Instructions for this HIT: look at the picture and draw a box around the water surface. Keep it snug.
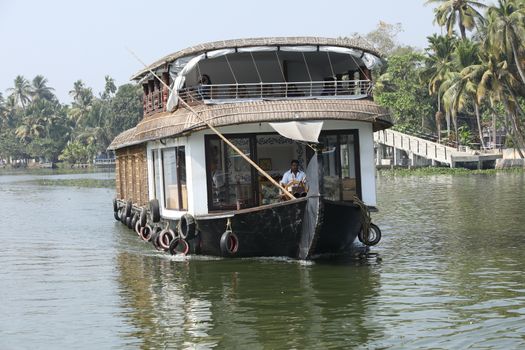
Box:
[0,171,524,349]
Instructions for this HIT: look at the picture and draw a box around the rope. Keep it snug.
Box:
[250,52,263,83]
[348,54,368,79]
[352,194,372,245]
[224,55,238,84]
[274,51,286,82]
[225,218,232,233]
[301,52,312,81]
[326,51,336,78]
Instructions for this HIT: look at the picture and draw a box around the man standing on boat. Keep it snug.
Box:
[280,160,307,198]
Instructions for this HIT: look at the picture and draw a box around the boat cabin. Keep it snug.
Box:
[109,37,391,220]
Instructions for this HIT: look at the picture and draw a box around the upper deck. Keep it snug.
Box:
[133,37,383,117]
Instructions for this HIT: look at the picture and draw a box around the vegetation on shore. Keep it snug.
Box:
[378,166,524,177]
[0,76,142,166]
[368,0,525,155]
[20,178,115,188]
[1,0,524,167]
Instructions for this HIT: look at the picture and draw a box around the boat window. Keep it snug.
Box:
[319,131,360,201]
[161,146,187,210]
[152,149,161,201]
[340,134,358,200]
[321,135,341,201]
[256,135,306,205]
[206,136,256,210]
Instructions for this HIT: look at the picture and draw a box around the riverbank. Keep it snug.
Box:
[0,166,112,176]
[378,166,524,177]
[18,178,115,188]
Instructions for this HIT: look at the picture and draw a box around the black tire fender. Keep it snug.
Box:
[159,229,177,250]
[130,214,138,230]
[149,199,160,223]
[125,200,132,218]
[139,207,147,227]
[179,214,196,240]
[114,210,120,221]
[220,231,239,256]
[359,223,382,246]
[150,227,164,251]
[119,208,127,224]
[113,198,118,212]
[140,224,153,242]
[168,238,190,256]
[135,220,142,236]
[126,215,133,229]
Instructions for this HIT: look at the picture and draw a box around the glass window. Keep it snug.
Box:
[319,131,360,201]
[177,147,188,209]
[207,136,255,210]
[152,150,161,200]
[340,134,357,201]
[161,147,187,210]
[320,135,341,201]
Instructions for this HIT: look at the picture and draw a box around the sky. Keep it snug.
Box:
[0,0,440,103]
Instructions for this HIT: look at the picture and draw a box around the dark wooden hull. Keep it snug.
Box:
[313,200,363,255]
[119,196,368,260]
[196,198,308,257]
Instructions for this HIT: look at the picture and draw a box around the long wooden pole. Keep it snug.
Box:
[127,48,296,200]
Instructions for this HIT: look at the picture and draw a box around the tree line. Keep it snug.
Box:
[372,0,525,156]
[2,0,524,166]
[0,75,143,166]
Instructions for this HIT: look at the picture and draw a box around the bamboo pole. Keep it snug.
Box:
[127,48,296,200]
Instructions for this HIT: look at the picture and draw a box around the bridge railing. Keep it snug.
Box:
[374,129,463,164]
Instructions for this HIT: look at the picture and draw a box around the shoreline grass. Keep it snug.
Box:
[0,167,114,176]
[19,178,115,188]
[378,166,524,177]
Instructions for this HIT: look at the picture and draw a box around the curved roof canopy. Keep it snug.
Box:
[131,36,383,81]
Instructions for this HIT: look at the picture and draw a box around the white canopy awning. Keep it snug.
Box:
[166,45,383,111]
[269,121,324,143]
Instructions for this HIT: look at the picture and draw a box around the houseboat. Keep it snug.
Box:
[108,37,392,259]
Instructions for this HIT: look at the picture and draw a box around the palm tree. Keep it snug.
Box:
[0,95,19,128]
[466,53,525,156]
[0,93,5,124]
[69,80,86,102]
[101,75,117,100]
[31,75,55,101]
[7,75,32,107]
[485,0,525,85]
[68,80,94,127]
[442,39,485,148]
[426,0,487,39]
[423,34,457,139]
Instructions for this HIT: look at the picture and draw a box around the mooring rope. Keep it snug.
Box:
[352,194,371,245]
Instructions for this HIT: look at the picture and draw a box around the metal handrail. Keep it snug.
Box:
[178,80,373,103]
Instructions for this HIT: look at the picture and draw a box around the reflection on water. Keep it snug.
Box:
[0,171,524,349]
[116,253,381,349]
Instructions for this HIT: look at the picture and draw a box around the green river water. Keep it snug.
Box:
[0,171,524,349]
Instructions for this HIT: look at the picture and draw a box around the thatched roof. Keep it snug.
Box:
[131,36,381,81]
[108,99,391,150]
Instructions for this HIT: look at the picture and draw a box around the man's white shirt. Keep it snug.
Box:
[280,170,306,186]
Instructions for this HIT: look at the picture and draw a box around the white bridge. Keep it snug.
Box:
[374,129,502,169]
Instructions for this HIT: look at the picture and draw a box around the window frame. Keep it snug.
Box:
[205,134,259,211]
[161,146,187,211]
[306,129,362,200]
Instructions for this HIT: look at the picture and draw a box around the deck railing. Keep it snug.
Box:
[178,80,372,103]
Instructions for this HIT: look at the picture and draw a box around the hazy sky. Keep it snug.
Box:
[0,0,440,102]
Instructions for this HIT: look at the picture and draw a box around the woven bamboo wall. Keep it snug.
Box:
[115,145,149,206]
